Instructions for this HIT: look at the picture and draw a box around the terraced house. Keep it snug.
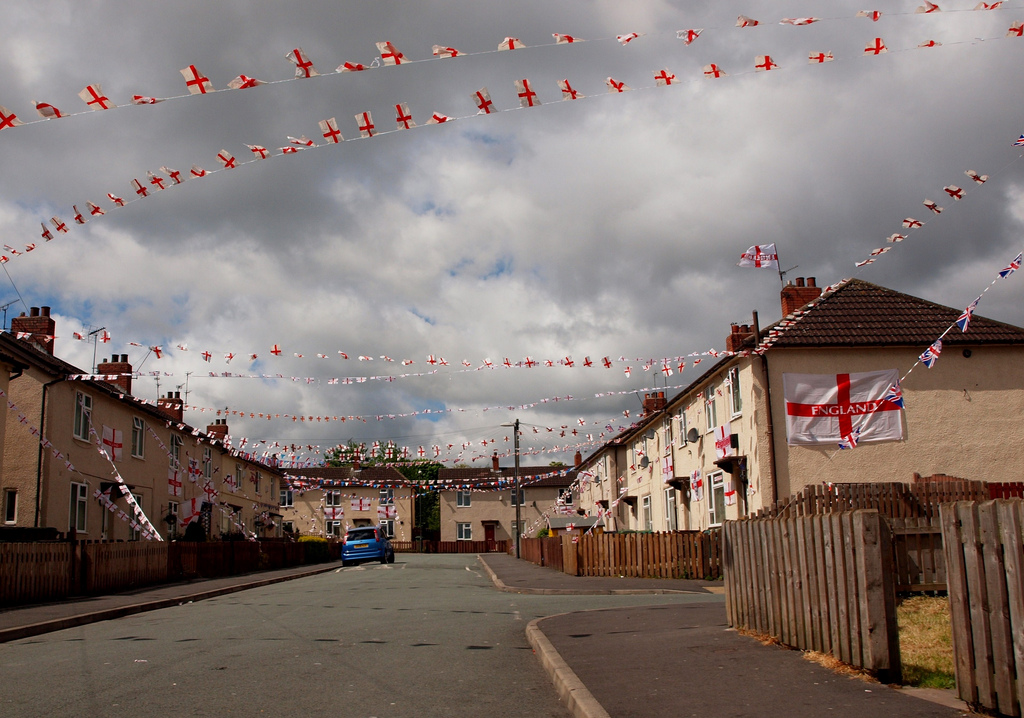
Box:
[0,308,284,541]
[578,278,1024,532]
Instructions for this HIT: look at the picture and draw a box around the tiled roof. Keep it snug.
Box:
[438,466,576,488]
[770,279,1024,348]
[286,466,406,484]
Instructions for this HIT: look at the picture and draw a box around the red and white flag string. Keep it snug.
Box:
[1,4,1018,133]
[8,17,1022,257]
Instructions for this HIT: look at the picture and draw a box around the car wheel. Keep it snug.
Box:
[342,560,351,567]
[387,550,395,564]
[379,551,388,564]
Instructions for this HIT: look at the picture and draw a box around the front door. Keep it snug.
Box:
[484,523,496,551]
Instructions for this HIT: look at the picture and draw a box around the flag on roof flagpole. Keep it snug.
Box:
[737,243,784,283]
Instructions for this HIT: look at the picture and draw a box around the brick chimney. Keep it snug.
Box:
[96,354,132,395]
[781,277,821,317]
[574,450,582,468]
[492,452,500,471]
[642,391,667,416]
[10,306,56,354]
[157,391,184,423]
[726,324,756,353]
[206,418,228,442]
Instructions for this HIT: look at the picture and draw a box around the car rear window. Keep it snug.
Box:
[347,528,377,541]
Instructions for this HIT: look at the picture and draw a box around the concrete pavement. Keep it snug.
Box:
[477,554,971,718]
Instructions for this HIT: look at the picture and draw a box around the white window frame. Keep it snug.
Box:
[326,490,342,507]
[704,386,717,433]
[131,417,145,458]
[69,482,88,532]
[729,367,742,417]
[234,463,244,491]
[202,446,212,479]
[282,520,294,534]
[169,434,182,469]
[708,471,726,527]
[379,487,394,505]
[254,471,261,494]
[4,489,17,524]
[559,488,574,506]
[326,520,342,537]
[380,519,394,538]
[73,391,92,441]
[456,522,472,540]
[641,495,653,532]
[665,488,678,531]
[678,412,688,444]
[280,489,293,508]
[456,490,472,507]
[511,488,525,506]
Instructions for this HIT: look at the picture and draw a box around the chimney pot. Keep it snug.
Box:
[574,451,582,468]
[492,452,500,471]
[807,277,816,287]
[781,276,823,316]
[30,307,39,317]
[41,306,50,317]
[795,277,805,287]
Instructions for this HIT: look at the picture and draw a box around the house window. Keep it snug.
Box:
[73,391,93,440]
[282,520,294,534]
[168,501,179,538]
[129,493,143,541]
[559,488,574,505]
[665,488,678,531]
[202,447,212,479]
[254,471,261,494]
[729,367,742,417]
[380,519,394,538]
[379,487,394,505]
[280,489,293,508]
[326,490,342,507]
[704,386,716,432]
[457,522,472,540]
[131,417,145,458]
[665,417,673,446]
[511,488,525,506]
[4,489,17,524]
[456,490,472,507]
[69,482,88,532]
[678,412,688,443]
[169,434,182,469]
[327,520,342,537]
[234,463,244,490]
[641,495,652,532]
[709,471,726,527]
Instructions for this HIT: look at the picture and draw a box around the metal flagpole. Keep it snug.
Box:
[514,418,521,559]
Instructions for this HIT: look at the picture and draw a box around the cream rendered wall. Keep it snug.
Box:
[281,486,414,539]
[439,486,563,541]
[2,368,46,528]
[768,345,1024,495]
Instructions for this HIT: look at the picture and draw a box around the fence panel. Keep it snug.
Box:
[569,531,721,579]
[81,542,168,594]
[941,500,1024,716]
[0,542,72,606]
[724,510,901,681]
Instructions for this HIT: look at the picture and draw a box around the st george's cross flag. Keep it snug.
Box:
[737,243,779,268]
[783,369,904,446]
[351,497,373,511]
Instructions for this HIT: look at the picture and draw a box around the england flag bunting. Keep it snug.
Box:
[690,470,703,502]
[783,369,904,446]
[737,243,779,268]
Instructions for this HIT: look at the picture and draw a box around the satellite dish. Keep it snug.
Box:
[686,428,700,444]
[639,456,650,468]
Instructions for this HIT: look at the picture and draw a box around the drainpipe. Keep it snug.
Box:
[752,312,779,505]
[35,376,65,527]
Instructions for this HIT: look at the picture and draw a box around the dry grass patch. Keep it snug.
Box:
[898,595,956,689]
[802,651,877,682]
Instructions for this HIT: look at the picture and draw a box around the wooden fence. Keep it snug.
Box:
[752,481,990,520]
[392,539,509,554]
[724,510,902,682]
[0,539,335,607]
[890,517,945,593]
[518,531,722,579]
[941,500,1024,716]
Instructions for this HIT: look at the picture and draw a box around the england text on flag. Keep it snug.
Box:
[783,369,904,446]
[737,243,779,269]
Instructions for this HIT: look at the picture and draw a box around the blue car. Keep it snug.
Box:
[341,526,395,566]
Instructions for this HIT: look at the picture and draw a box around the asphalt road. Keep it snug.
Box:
[0,554,721,718]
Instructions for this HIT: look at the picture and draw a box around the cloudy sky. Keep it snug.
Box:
[2,0,1022,467]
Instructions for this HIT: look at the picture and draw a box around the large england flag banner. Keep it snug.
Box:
[737,243,779,268]
[783,369,904,446]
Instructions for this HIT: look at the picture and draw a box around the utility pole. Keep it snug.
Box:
[514,418,521,559]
